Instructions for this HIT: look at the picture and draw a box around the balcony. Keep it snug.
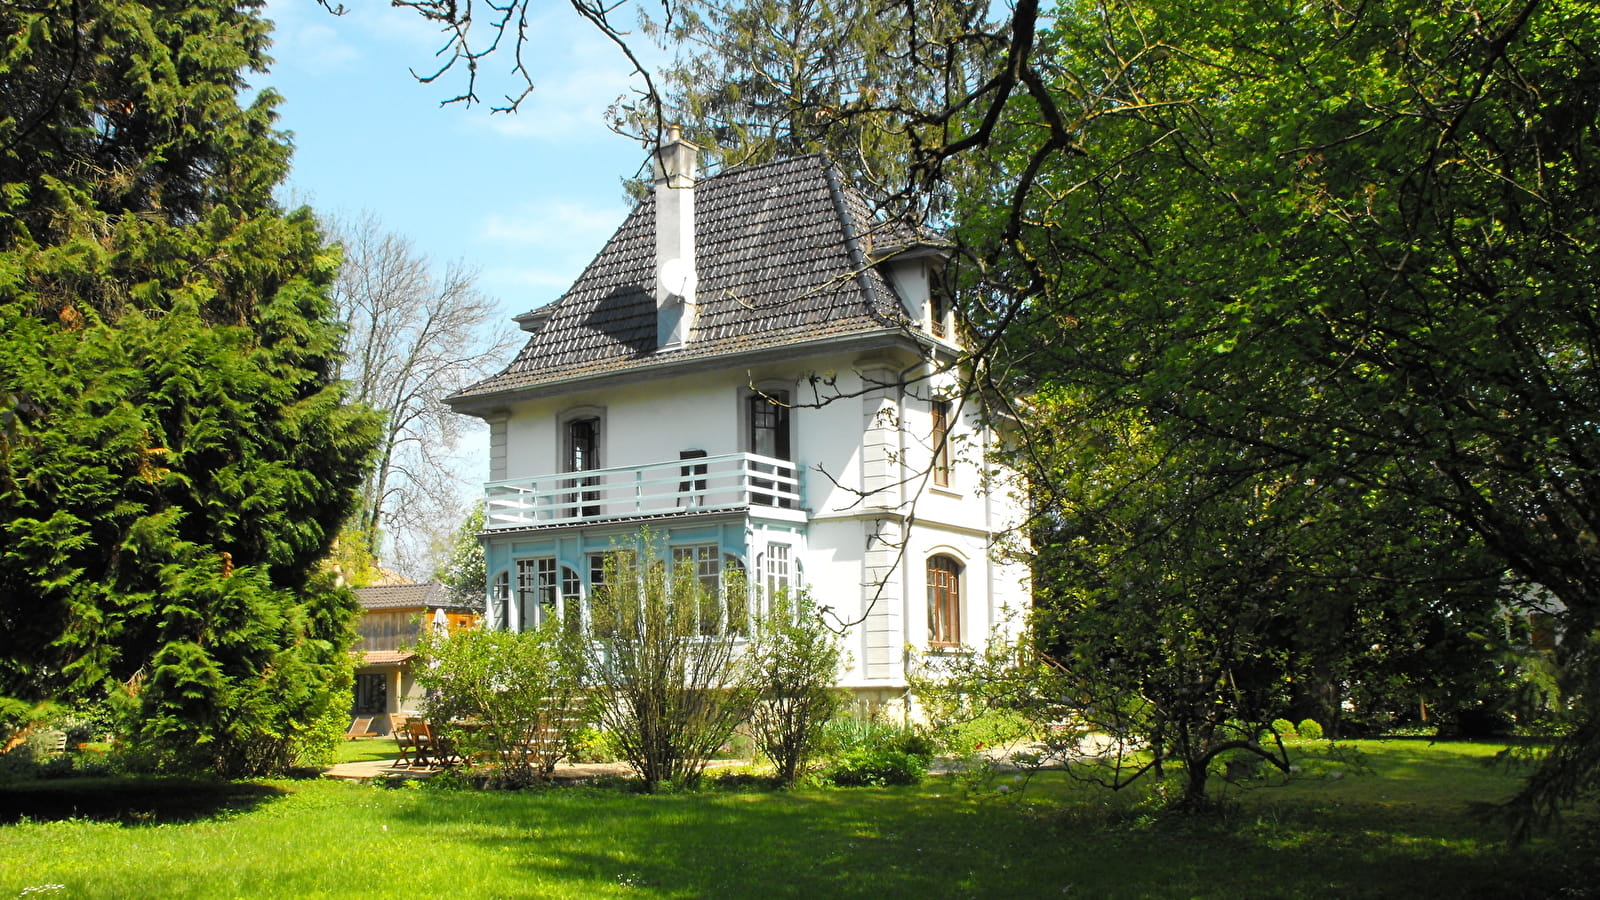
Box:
[484,452,802,531]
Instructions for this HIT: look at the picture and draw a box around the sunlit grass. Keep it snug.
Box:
[326,737,401,766]
[1,740,1594,898]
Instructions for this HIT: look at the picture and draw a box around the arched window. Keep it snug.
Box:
[927,555,963,647]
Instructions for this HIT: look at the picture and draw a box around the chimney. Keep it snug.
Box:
[653,126,699,350]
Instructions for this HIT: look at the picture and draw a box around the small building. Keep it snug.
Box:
[446,132,1029,704]
[351,580,478,733]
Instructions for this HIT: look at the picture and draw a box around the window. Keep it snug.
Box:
[748,390,793,508]
[589,549,638,638]
[669,544,750,636]
[562,565,583,632]
[566,417,600,472]
[679,449,708,507]
[517,557,557,631]
[671,544,719,634]
[564,415,601,517]
[354,673,387,714]
[766,543,791,602]
[931,400,951,487]
[927,555,963,647]
[930,287,948,339]
[491,571,510,630]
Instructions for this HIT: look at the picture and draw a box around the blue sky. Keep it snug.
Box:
[256,0,658,558]
[259,0,653,317]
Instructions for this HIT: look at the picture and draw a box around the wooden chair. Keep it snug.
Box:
[346,715,376,740]
[407,720,436,768]
[393,719,418,767]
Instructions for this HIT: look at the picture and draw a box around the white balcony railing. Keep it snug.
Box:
[483,452,801,530]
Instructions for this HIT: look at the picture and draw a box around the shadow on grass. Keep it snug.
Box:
[0,777,289,826]
[378,764,1599,899]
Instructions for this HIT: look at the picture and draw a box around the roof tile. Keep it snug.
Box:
[451,155,939,403]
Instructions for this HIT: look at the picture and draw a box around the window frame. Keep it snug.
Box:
[927,554,963,648]
[353,672,388,714]
[746,387,794,508]
[557,406,605,517]
[516,557,558,631]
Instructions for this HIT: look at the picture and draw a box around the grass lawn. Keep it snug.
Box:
[328,737,402,766]
[0,740,1594,899]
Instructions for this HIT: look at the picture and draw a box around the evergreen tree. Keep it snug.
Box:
[0,0,381,775]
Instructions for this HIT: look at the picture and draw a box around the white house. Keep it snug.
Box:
[446,131,1029,703]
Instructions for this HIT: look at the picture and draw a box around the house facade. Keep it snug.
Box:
[447,133,1028,702]
[351,580,478,733]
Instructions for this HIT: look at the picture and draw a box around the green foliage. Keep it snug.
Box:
[411,621,586,786]
[1272,720,1297,740]
[628,0,995,213]
[816,713,933,787]
[743,589,845,786]
[584,531,753,791]
[434,501,487,605]
[945,0,1600,828]
[825,745,928,787]
[564,727,622,764]
[0,0,381,777]
[936,707,1032,756]
[1297,720,1325,742]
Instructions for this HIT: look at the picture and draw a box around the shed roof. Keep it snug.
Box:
[354,581,472,612]
[449,154,946,408]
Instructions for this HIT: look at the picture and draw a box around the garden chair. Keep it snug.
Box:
[346,715,376,740]
[407,720,437,768]
[393,719,419,767]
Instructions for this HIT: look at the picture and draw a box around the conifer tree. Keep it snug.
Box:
[0,0,381,775]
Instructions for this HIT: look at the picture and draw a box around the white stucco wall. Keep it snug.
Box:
[485,346,1031,689]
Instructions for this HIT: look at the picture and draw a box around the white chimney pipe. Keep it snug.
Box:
[654,126,699,349]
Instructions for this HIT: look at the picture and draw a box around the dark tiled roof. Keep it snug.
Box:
[355,581,471,612]
[451,155,943,404]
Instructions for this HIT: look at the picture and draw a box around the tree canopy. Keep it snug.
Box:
[0,0,380,774]
[954,0,1600,828]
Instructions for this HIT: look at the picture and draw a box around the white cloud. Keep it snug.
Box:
[482,201,625,245]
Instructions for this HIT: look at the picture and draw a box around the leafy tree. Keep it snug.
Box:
[744,588,845,786]
[950,0,1600,830]
[585,532,752,791]
[411,620,586,785]
[616,0,995,208]
[435,500,488,605]
[0,0,379,774]
[328,213,514,579]
[1023,397,1511,806]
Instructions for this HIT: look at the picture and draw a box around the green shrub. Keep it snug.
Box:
[826,746,928,786]
[566,728,621,764]
[1270,718,1297,738]
[816,713,933,787]
[744,590,846,786]
[412,621,586,786]
[936,707,1032,754]
[1297,719,1325,741]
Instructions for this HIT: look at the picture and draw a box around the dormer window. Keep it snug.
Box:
[930,287,949,339]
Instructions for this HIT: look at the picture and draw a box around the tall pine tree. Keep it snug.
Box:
[0,0,381,775]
